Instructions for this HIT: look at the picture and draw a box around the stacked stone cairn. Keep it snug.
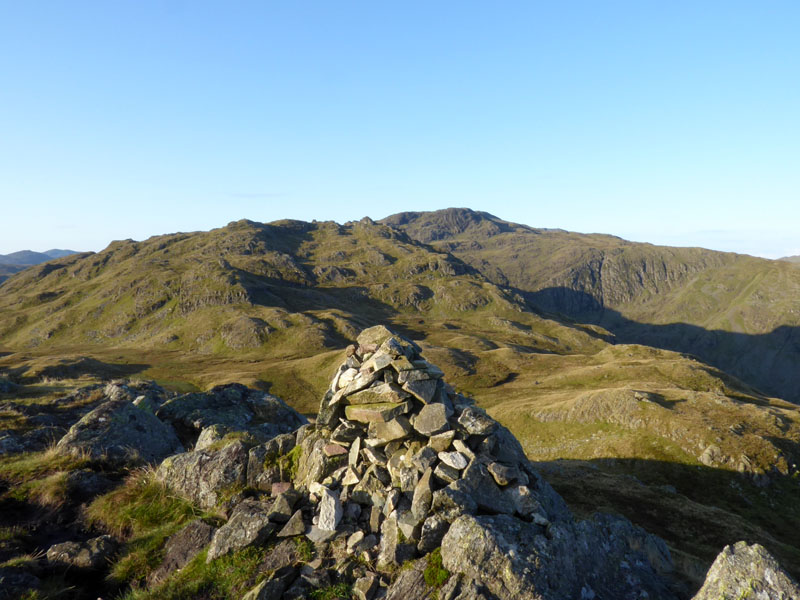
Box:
[287,325,677,600]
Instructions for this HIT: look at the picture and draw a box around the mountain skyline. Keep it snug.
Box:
[2,3,798,258]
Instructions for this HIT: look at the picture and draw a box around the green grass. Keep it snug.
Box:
[423,548,450,593]
[309,583,351,599]
[86,469,209,587]
[119,546,267,600]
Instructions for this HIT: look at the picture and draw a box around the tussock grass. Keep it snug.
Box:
[118,546,267,600]
[86,469,208,586]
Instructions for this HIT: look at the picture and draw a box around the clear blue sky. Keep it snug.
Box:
[1,1,798,258]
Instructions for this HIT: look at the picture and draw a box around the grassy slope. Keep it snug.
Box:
[382,208,800,402]
[3,213,800,588]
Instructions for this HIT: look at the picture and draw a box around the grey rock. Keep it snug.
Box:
[377,512,400,570]
[460,461,515,514]
[345,401,412,423]
[368,415,412,443]
[486,462,518,486]
[411,468,434,520]
[441,513,675,600]
[317,486,343,531]
[434,462,461,484]
[277,509,306,537]
[0,567,41,599]
[691,541,800,600]
[156,441,248,509]
[353,574,379,600]
[56,398,183,465]
[194,424,234,451]
[457,406,496,436]
[46,534,117,569]
[439,451,468,470]
[156,383,306,445]
[403,378,438,403]
[268,491,297,522]
[385,558,434,600]
[412,445,438,472]
[148,520,215,586]
[428,430,456,452]
[414,403,449,436]
[418,514,450,554]
[207,500,275,562]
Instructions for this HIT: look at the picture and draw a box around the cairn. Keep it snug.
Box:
[295,325,556,570]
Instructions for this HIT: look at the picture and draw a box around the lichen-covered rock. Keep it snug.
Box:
[148,520,215,586]
[156,383,306,445]
[207,499,275,562]
[155,441,248,508]
[691,541,800,600]
[441,513,675,600]
[56,398,183,465]
[46,535,117,569]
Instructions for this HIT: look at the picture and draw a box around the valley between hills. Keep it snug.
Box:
[1,208,800,598]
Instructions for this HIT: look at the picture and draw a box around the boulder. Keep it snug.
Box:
[156,383,306,445]
[148,520,215,586]
[55,398,183,465]
[691,541,800,600]
[207,500,275,562]
[441,513,675,600]
[46,535,117,569]
[155,441,248,509]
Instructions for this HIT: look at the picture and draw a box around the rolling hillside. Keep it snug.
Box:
[383,208,800,403]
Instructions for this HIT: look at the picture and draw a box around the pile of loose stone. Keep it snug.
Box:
[300,325,557,565]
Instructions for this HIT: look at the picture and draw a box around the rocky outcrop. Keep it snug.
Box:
[691,541,800,600]
[55,397,183,465]
[155,440,249,509]
[46,535,117,569]
[156,383,307,446]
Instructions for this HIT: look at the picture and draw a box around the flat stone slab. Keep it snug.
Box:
[403,379,438,403]
[345,401,412,423]
[346,383,409,406]
[368,416,411,443]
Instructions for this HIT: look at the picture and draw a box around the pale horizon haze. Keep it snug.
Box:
[1,2,798,259]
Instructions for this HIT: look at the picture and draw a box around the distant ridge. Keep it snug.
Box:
[0,249,80,283]
[780,255,800,264]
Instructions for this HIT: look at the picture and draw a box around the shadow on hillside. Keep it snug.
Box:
[534,456,800,589]
[525,287,800,403]
[5,357,150,384]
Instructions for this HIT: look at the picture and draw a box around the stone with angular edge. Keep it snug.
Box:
[411,468,434,520]
[347,383,409,406]
[457,406,496,435]
[452,439,475,460]
[362,446,387,466]
[368,415,412,442]
[377,512,400,570]
[207,500,275,562]
[277,509,306,537]
[360,352,394,373]
[353,574,379,600]
[428,430,456,452]
[439,451,468,470]
[487,462,519,486]
[337,368,359,390]
[349,436,361,467]
[413,403,449,436]
[344,401,412,423]
[331,370,383,404]
[417,514,450,554]
[403,378,438,403]
[390,356,416,372]
[434,462,460,484]
[411,446,438,472]
[317,486,342,531]
[323,443,347,457]
[357,325,395,348]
